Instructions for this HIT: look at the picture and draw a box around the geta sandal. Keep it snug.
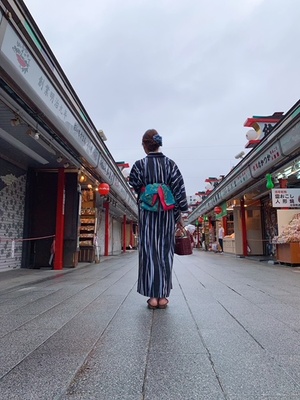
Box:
[158,299,169,309]
[147,299,158,309]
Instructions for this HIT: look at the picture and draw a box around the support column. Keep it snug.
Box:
[123,215,127,252]
[240,198,248,257]
[130,221,134,248]
[54,168,65,270]
[104,200,109,256]
[222,215,228,236]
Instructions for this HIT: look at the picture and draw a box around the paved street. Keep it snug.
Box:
[1,250,300,399]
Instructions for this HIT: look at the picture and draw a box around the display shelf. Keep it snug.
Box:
[223,238,235,254]
[79,210,96,247]
[227,221,234,236]
[79,190,97,262]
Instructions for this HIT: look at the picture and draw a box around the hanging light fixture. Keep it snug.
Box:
[98,182,110,196]
[79,173,87,183]
[214,206,222,214]
[10,116,20,126]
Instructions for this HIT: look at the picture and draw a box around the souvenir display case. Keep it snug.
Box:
[223,233,235,254]
[79,189,96,262]
[274,212,300,264]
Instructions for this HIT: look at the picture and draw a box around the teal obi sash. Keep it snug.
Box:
[140,184,176,211]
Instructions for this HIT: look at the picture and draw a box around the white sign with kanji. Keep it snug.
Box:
[272,189,300,208]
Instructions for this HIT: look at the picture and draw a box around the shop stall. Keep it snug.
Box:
[274,211,300,265]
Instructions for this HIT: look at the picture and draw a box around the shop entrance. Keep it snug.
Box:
[22,170,80,268]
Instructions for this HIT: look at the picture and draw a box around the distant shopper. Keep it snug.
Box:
[129,129,188,309]
[218,223,224,253]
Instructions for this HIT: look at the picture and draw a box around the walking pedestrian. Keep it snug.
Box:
[218,222,224,253]
[129,129,189,309]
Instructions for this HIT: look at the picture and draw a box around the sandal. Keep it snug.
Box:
[147,298,158,309]
[158,298,169,309]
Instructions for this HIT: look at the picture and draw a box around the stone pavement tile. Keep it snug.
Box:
[0,295,128,399]
[246,326,300,355]
[257,302,300,330]
[0,327,56,378]
[63,394,142,400]
[90,308,152,355]
[273,355,300,382]
[0,288,69,315]
[64,352,146,400]
[61,298,150,399]
[228,395,300,400]
[144,352,225,400]
[274,294,300,308]
[0,313,36,338]
[200,327,263,356]
[186,301,244,330]
[150,312,207,355]
[211,353,300,398]
[0,286,58,302]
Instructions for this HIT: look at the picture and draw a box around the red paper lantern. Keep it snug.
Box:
[214,206,222,214]
[98,183,110,196]
[198,216,203,223]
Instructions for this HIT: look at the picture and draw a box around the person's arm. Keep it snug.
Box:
[128,162,144,199]
[169,162,189,213]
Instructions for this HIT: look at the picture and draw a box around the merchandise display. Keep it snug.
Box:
[273,213,300,244]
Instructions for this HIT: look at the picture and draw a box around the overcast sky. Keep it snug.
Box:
[23,0,300,195]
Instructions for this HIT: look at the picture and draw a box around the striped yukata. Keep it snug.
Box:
[129,152,188,298]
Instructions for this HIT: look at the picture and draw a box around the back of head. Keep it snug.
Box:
[142,129,162,152]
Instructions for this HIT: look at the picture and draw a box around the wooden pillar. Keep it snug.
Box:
[54,168,65,270]
[240,198,248,257]
[104,200,109,256]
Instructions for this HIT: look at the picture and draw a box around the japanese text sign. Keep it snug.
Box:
[272,189,300,208]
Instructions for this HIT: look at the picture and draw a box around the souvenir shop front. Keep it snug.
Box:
[0,2,138,270]
[187,100,300,262]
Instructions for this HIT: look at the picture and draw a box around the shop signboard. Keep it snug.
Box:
[250,143,283,178]
[220,168,252,199]
[280,120,300,156]
[0,23,99,167]
[272,188,300,208]
[0,21,138,216]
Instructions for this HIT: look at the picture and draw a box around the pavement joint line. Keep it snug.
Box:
[183,260,300,337]
[217,301,265,350]
[0,264,137,383]
[0,263,93,295]
[61,280,138,399]
[141,309,155,400]
[0,256,121,295]
[174,269,228,399]
[0,260,136,344]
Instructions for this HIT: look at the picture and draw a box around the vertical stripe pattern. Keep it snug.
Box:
[129,153,188,298]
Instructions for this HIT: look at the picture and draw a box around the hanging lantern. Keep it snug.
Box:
[79,173,87,183]
[266,174,274,190]
[198,216,203,223]
[214,206,222,214]
[98,182,110,196]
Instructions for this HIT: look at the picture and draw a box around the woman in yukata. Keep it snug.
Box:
[129,129,188,309]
